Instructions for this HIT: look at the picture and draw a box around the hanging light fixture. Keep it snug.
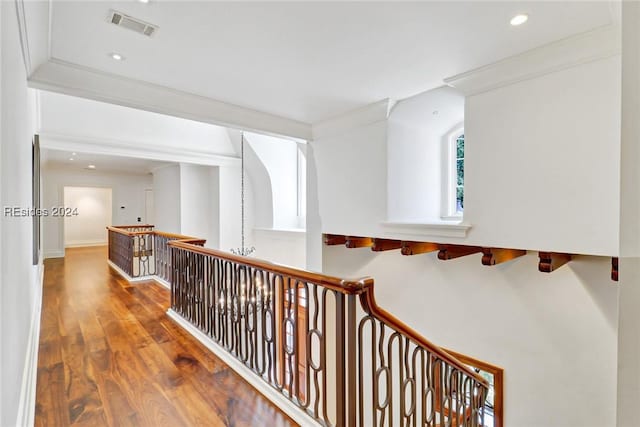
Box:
[230,131,255,257]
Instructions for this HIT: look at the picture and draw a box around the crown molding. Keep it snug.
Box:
[28,58,312,141]
[444,24,621,96]
[311,98,396,140]
[38,131,240,167]
[15,0,32,75]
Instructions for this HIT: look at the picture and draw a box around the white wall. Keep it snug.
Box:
[246,132,301,230]
[253,229,306,269]
[180,163,216,245]
[463,55,621,255]
[152,165,181,234]
[387,86,464,222]
[43,168,152,258]
[63,187,112,247]
[313,56,621,256]
[38,91,236,156]
[323,246,618,427]
[0,2,40,425]
[313,120,388,237]
[219,164,244,252]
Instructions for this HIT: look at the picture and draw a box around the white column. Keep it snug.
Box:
[617,2,640,426]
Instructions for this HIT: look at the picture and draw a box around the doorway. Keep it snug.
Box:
[63,186,113,247]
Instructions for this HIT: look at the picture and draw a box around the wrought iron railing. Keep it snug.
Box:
[167,240,489,427]
[107,226,204,279]
[154,231,205,283]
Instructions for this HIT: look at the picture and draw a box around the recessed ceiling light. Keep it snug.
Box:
[109,52,124,61]
[72,152,77,156]
[138,0,150,3]
[87,164,96,169]
[510,14,528,26]
[69,158,74,161]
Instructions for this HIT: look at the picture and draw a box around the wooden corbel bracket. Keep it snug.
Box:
[371,239,402,252]
[437,245,482,260]
[345,236,373,248]
[538,252,572,273]
[401,241,439,256]
[323,234,347,246]
[481,248,526,266]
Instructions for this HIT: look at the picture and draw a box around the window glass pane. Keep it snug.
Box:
[456,160,464,186]
[456,186,464,211]
[456,135,464,159]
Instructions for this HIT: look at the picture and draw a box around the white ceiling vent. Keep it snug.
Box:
[108,10,158,37]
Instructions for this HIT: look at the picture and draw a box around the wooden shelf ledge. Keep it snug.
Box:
[538,252,572,273]
[482,248,526,266]
[437,245,482,260]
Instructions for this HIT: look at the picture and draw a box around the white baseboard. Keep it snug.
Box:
[16,263,45,427]
[167,309,320,427]
[107,260,154,282]
[65,241,107,248]
[44,250,64,259]
[152,276,171,290]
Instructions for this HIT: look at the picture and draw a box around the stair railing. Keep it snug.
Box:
[106,226,204,280]
[167,239,489,427]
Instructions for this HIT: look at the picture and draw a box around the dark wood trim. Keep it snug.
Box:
[371,238,402,252]
[612,257,619,281]
[482,248,526,266]
[323,234,347,246]
[444,348,504,427]
[345,236,373,249]
[437,245,482,260]
[401,241,439,256]
[538,252,572,272]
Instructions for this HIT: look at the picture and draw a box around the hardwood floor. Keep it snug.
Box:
[35,246,296,427]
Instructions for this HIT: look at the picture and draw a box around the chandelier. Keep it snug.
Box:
[217,272,271,318]
[230,131,255,257]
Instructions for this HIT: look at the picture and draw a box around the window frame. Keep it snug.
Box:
[441,124,465,220]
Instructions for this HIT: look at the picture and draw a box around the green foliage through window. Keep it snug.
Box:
[456,135,464,212]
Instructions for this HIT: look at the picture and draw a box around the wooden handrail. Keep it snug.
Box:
[168,239,489,389]
[107,226,138,236]
[168,240,370,294]
[359,283,490,389]
[107,227,206,244]
[445,348,503,427]
[154,230,201,240]
[113,224,154,229]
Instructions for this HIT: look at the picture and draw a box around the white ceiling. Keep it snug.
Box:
[42,148,172,175]
[47,1,615,124]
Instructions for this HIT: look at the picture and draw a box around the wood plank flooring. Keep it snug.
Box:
[35,246,296,427]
